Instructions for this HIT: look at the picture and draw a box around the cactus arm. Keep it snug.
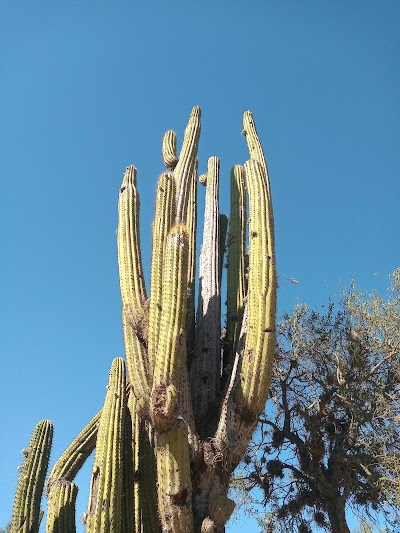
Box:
[174,106,201,224]
[156,424,193,533]
[224,164,246,376]
[148,172,176,373]
[46,411,100,493]
[150,224,189,432]
[139,421,162,533]
[11,420,53,533]
[242,110,275,244]
[213,160,276,470]
[86,357,126,533]
[122,306,150,411]
[190,156,221,436]
[237,158,276,417]
[185,159,198,358]
[117,165,147,309]
[162,130,179,170]
[46,481,78,533]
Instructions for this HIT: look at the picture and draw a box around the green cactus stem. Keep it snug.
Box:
[174,106,201,224]
[85,357,126,533]
[185,159,198,356]
[121,390,139,533]
[218,213,228,292]
[162,130,179,169]
[223,164,246,379]
[138,420,161,533]
[156,423,193,533]
[46,411,100,494]
[190,156,221,436]
[150,224,189,432]
[238,159,276,418]
[242,110,275,242]
[11,419,53,533]
[214,112,276,474]
[117,165,147,310]
[46,481,78,533]
[148,171,176,374]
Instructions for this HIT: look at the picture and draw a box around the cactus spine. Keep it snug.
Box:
[9,107,276,533]
[11,420,53,533]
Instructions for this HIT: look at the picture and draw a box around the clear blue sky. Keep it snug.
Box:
[1,1,399,531]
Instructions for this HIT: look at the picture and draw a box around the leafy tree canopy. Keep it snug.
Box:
[233,269,400,533]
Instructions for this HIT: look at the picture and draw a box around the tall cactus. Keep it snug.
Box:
[10,107,276,533]
[117,107,276,531]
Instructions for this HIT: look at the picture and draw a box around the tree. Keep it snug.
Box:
[233,269,400,533]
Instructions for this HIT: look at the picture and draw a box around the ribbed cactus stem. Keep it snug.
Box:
[148,172,176,373]
[238,159,276,420]
[139,421,161,532]
[118,165,150,406]
[224,165,246,373]
[242,110,274,240]
[156,424,193,533]
[46,481,78,533]
[175,106,201,224]
[11,420,53,533]
[121,391,139,533]
[185,160,198,356]
[162,130,179,169]
[117,165,147,309]
[190,156,221,436]
[46,411,100,493]
[151,224,189,432]
[86,358,126,533]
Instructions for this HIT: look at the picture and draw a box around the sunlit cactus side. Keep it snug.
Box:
[11,419,53,533]
[190,156,221,437]
[223,164,246,380]
[85,357,126,533]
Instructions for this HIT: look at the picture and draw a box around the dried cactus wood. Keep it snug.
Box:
[11,420,53,533]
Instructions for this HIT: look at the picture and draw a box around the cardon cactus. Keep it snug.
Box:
[9,107,276,533]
